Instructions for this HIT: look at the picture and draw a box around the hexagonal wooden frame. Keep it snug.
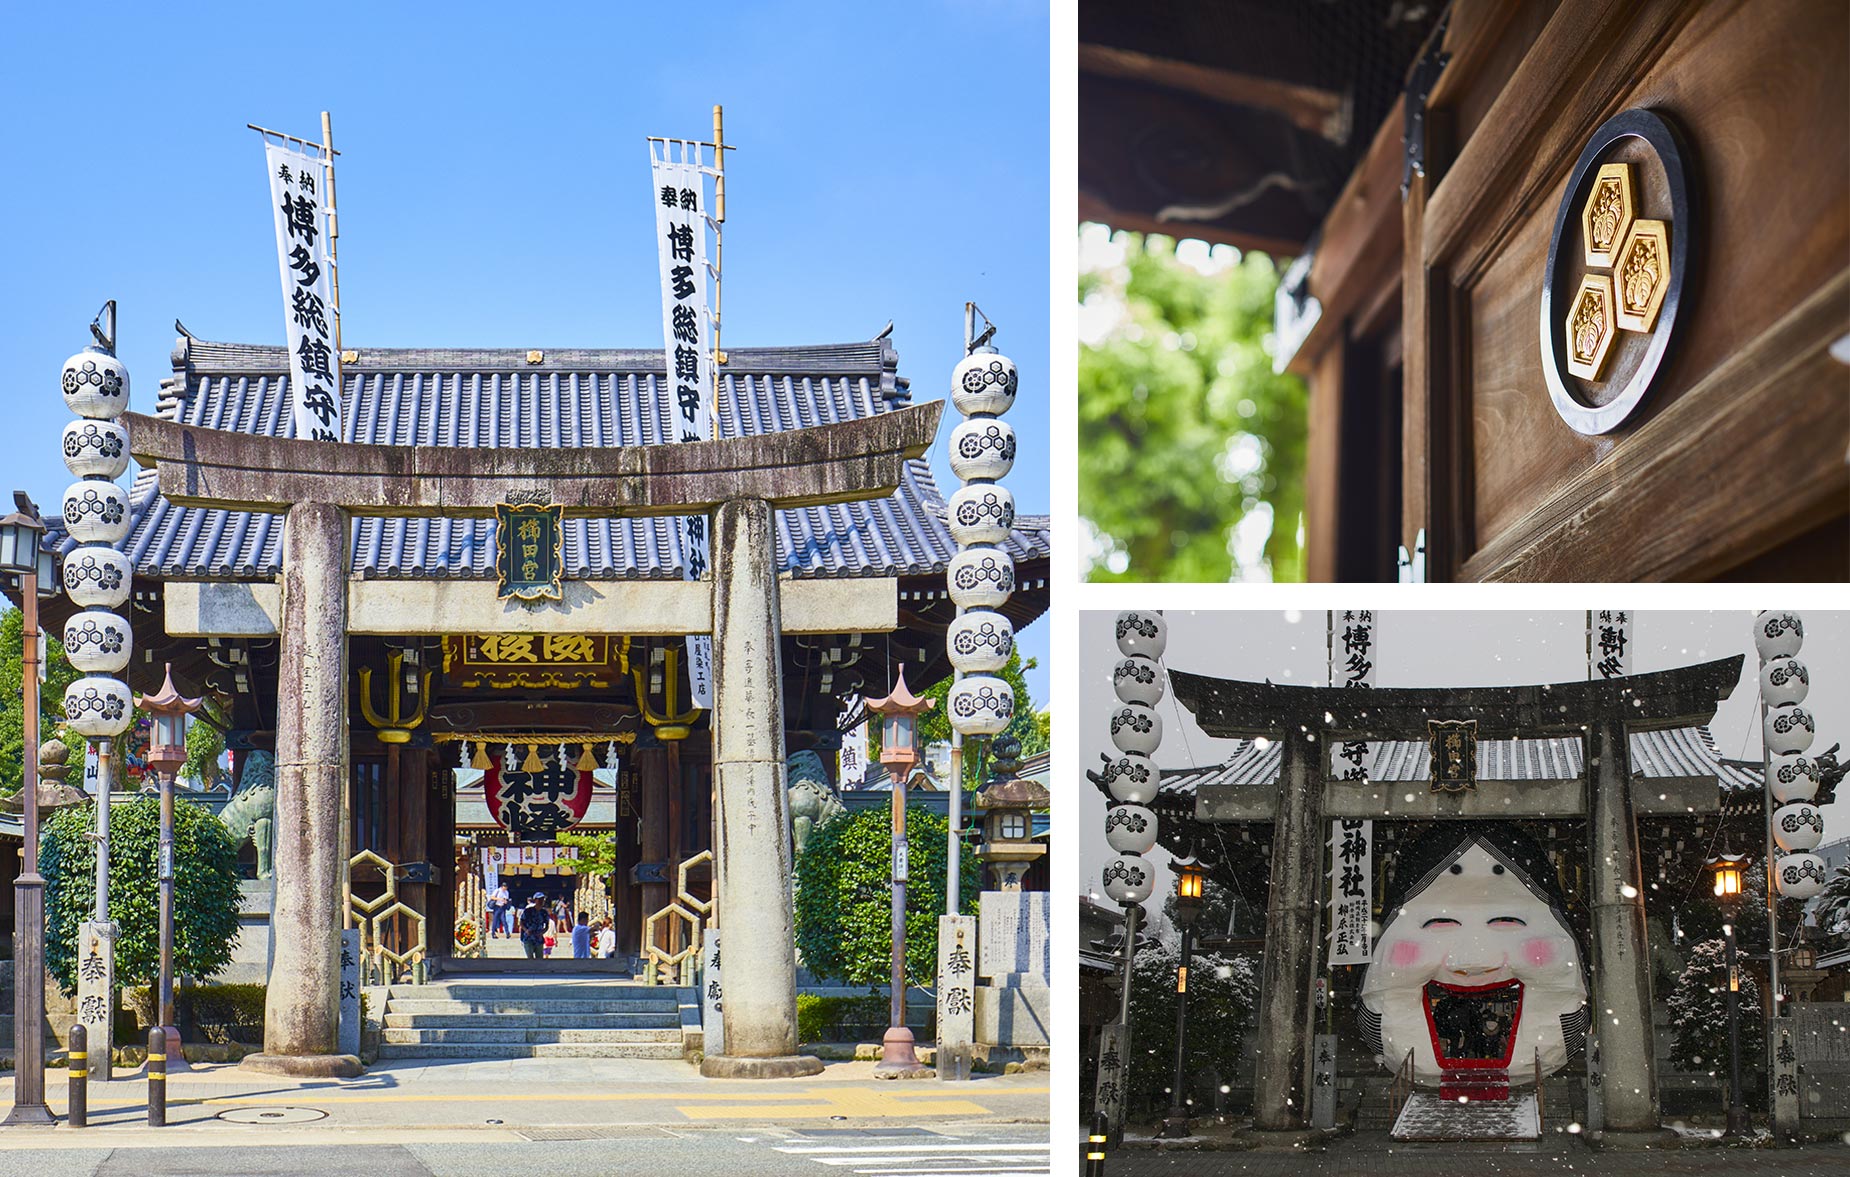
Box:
[1614,218,1671,333]
[1580,162,1634,268]
[677,849,714,917]
[643,901,701,985]
[1565,273,1618,381]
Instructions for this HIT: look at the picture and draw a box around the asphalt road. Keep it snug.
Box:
[0,1123,1054,1176]
[1101,1141,1850,1176]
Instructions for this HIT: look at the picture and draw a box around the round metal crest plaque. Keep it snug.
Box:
[1540,109,1696,435]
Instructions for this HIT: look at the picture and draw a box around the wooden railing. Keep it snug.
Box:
[1389,1048,1416,1127]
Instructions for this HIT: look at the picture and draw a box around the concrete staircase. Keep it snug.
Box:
[1392,1091,1541,1141]
[378,978,687,1061]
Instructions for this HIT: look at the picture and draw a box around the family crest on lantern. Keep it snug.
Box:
[1758,612,1830,901]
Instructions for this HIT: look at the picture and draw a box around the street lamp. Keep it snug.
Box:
[0,496,54,1126]
[865,664,934,1078]
[1158,854,1207,1139]
[1707,848,1751,1137]
[136,663,200,1069]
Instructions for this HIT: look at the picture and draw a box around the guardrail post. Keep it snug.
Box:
[67,1024,86,1128]
[147,1027,166,1126]
[1084,1112,1107,1176]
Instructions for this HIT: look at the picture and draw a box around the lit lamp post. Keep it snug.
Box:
[1158,854,1206,1139]
[137,664,200,1067]
[1707,848,1751,1137]
[865,665,934,1078]
[0,498,55,1126]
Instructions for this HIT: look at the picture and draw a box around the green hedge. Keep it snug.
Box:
[797,991,896,1044]
[126,982,266,1045]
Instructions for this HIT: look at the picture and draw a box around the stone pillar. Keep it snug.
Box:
[1586,718,1663,1137]
[244,501,361,1077]
[700,498,821,1078]
[1250,725,1323,1134]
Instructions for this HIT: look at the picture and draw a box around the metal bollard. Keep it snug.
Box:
[67,1024,87,1128]
[1084,1112,1108,1176]
[147,1027,166,1127]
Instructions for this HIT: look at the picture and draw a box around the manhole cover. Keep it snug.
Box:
[216,1106,329,1124]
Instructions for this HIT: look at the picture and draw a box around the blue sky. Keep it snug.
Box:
[0,1,1050,703]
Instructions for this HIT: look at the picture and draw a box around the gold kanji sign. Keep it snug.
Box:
[442,634,627,690]
[1428,719,1479,793]
[494,500,564,602]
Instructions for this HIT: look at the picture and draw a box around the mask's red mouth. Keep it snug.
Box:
[1422,977,1523,1069]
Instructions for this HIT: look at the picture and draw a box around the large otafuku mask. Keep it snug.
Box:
[1359,834,1587,1087]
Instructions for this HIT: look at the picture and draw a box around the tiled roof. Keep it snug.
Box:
[1149,726,1763,805]
[59,331,1049,583]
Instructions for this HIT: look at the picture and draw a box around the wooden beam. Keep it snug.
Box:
[1078,43,1348,140]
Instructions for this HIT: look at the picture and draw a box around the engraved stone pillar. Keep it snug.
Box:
[1586,718,1665,1137]
[243,501,361,1077]
[1250,725,1323,1134]
[700,498,821,1078]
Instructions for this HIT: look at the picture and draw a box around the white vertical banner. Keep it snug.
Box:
[650,143,716,708]
[837,697,868,788]
[1329,818,1374,965]
[263,142,342,442]
[1588,610,1632,679]
[1328,610,1376,966]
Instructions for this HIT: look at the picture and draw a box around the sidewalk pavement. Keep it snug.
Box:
[0,1056,1049,1144]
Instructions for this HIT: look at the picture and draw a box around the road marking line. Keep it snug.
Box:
[777,1144,1050,1153]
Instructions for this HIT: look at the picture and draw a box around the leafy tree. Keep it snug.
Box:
[793,805,979,987]
[1665,937,1762,1104]
[1813,864,1850,947]
[555,827,618,878]
[1125,940,1259,1117]
[180,708,228,789]
[1079,228,1308,582]
[0,605,82,797]
[40,795,243,995]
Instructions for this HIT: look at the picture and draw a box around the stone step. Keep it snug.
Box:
[376,1041,685,1060]
[382,998,681,1016]
[383,1011,679,1030]
[388,983,665,1001]
[383,1028,680,1045]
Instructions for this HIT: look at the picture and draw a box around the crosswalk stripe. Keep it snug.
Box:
[775,1143,1048,1154]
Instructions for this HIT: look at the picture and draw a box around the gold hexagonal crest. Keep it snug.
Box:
[1565,273,1617,381]
[1614,218,1670,333]
[1580,163,1634,268]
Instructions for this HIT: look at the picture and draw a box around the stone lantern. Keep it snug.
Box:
[975,774,1047,891]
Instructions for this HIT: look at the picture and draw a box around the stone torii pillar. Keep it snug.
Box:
[127,403,941,1077]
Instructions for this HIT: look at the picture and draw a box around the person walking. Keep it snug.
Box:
[489,882,511,937]
[571,910,592,960]
[519,892,550,960]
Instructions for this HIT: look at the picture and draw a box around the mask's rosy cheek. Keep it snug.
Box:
[1522,938,1556,969]
[1389,939,1423,969]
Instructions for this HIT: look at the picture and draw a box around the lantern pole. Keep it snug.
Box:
[2,501,52,1126]
[866,667,932,1078]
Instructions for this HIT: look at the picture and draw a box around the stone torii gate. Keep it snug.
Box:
[125,403,942,1078]
[1168,656,1742,1144]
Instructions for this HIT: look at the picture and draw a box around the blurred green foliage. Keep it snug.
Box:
[1078,228,1308,582]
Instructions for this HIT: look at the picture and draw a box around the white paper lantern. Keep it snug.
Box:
[1109,703,1162,755]
[947,674,1014,736]
[63,610,132,674]
[947,483,1016,547]
[946,610,1013,674]
[61,546,131,608]
[60,350,130,419]
[1773,802,1826,853]
[1115,611,1167,659]
[1758,657,1809,709]
[950,351,1017,417]
[1098,752,1158,805]
[1775,852,1829,900]
[1769,753,1821,804]
[1112,655,1164,707]
[1755,611,1805,661]
[61,419,130,480]
[1105,804,1159,855]
[948,417,1016,482]
[61,481,130,546]
[947,546,1015,609]
[1103,854,1154,905]
[64,676,135,738]
[1765,703,1816,755]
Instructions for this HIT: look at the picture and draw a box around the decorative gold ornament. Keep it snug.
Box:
[1614,219,1671,333]
[1565,273,1617,381]
[1580,163,1634,268]
[358,649,432,744]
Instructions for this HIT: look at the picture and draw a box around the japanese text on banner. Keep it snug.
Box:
[1329,818,1373,965]
[1589,611,1631,680]
[650,146,714,708]
[264,143,342,443]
